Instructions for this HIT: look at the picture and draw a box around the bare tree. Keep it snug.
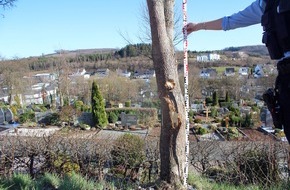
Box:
[147,0,186,188]
[139,0,183,46]
[0,0,16,9]
[52,53,72,107]
[0,61,26,105]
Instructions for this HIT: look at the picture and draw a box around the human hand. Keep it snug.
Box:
[184,22,200,35]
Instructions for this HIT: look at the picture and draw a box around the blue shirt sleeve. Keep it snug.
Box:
[222,0,264,31]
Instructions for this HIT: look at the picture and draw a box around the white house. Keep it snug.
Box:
[238,67,249,76]
[224,67,235,76]
[33,73,56,82]
[93,68,110,78]
[116,69,131,78]
[254,65,264,78]
[134,69,155,79]
[24,83,57,105]
[70,68,90,79]
[197,53,220,62]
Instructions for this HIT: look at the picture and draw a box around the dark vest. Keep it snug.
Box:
[261,0,290,59]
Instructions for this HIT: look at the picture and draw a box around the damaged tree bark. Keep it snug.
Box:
[147,0,187,188]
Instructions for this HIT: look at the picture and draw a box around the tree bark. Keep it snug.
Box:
[147,0,186,188]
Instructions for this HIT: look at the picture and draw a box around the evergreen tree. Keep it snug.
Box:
[212,91,218,106]
[225,91,230,102]
[91,81,108,127]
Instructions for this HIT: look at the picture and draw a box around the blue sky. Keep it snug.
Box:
[0,0,262,59]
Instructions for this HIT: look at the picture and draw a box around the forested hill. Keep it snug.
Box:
[222,45,268,56]
[0,44,270,73]
[44,44,268,59]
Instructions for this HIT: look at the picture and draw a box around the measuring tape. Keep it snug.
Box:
[182,0,190,186]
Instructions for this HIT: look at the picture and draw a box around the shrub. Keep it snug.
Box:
[108,111,118,123]
[195,127,208,135]
[74,100,84,111]
[79,123,91,130]
[204,167,229,182]
[53,154,80,175]
[210,107,218,117]
[111,134,145,180]
[6,173,34,190]
[236,149,280,185]
[19,110,35,124]
[91,81,108,128]
[106,107,158,125]
[241,113,253,128]
[194,118,202,124]
[48,113,60,125]
[59,172,96,190]
[189,110,194,118]
[125,100,131,107]
[59,105,80,125]
[37,172,60,189]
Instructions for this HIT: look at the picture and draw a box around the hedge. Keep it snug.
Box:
[105,107,158,124]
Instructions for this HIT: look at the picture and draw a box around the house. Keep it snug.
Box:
[253,65,264,78]
[0,91,23,106]
[93,68,110,78]
[196,53,220,62]
[201,87,215,97]
[199,68,217,78]
[200,69,210,78]
[69,68,90,79]
[116,69,131,78]
[238,67,249,76]
[134,69,155,79]
[33,73,56,82]
[224,67,235,76]
[24,83,57,105]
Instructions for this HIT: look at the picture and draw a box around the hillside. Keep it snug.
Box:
[45,48,118,57]
[0,44,273,73]
[222,45,269,56]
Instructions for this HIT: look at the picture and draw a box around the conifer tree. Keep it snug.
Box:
[225,91,230,102]
[91,81,108,127]
[212,91,218,106]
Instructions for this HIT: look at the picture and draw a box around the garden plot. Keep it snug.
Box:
[192,124,224,141]
[192,124,246,141]
[0,127,60,137]
[94,129,148,140]
[259,126,288,142]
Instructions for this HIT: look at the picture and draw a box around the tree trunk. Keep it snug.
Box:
[147,0,186,188]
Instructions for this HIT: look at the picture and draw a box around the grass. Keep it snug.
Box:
[187,173,290,190]
[37,172,60,189]
[0,172,288,190]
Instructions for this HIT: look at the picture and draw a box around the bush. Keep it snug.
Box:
[197,127,208,135]
[236,149,280,185]
[53,154,80,175]
[194,118,202,124]
[108,111,118,123]
[111,134,145,180]
[210,107,218,117]
[6,173,34,190]
[59,172,97,190]
[106,107,158,125]
[37,172,60,189]
[204,167,229,182]
[125,100,131,107]
[19,111,35,124]
[79,123,91,130]
[74,100,84,111]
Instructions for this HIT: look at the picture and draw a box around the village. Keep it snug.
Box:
[0,47,289,189]
[0,51,285,143]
